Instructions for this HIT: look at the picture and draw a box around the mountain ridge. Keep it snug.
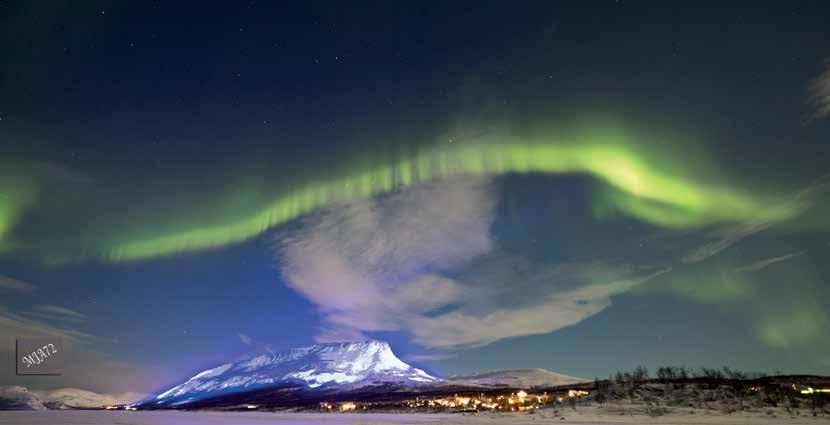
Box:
[446,367,588,388]
[0,386,149,410]
[146,340,439,407]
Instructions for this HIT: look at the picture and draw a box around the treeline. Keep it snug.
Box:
[604,365,770,383]
[591,365,827,415]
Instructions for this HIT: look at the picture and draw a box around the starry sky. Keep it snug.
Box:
[1,1,829,394]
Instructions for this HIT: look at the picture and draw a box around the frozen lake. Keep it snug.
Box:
[0,410,826,424]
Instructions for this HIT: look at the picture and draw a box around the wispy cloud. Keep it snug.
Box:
[736,251,806,273]
[682,175,829,263]
[0,275,36,293]
[238,333,252,345]
[42,162,93,185]
[407,267,670,349]
[31,304,88,322]
[809,58,830,119]
[0,307,92,344]
[404,352,457,362]
[313,327,371,344]
[682,221,772,263]
[275,177,668,349]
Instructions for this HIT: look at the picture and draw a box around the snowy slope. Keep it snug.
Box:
[32,388,147,409]
[150,341,440,407]
[0,386,47,410]
[447,368,587,388]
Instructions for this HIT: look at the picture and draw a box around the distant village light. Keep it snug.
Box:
[317,388,578,414]
[568,389,588,397]
[799,386,830,394]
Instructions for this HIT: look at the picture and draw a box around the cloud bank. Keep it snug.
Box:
[275,177,668,349]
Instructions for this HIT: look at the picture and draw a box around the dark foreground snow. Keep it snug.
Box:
[0,410,825,425]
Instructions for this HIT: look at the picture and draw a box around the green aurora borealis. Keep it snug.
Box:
[0,128,806,263]
[2,118,827,360]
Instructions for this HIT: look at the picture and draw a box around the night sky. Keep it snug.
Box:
[1,1,829,395]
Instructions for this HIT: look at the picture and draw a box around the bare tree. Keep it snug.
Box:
[699,367,724,384]
[594,377,607,407]
[657,367,674,383]
[633,365,649,381]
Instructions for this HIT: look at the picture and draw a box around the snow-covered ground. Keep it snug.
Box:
[0,408,827,425]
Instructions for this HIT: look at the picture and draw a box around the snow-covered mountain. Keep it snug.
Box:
[0,386,47,410]
[32,388,147,409]
[149,341,440,407]
[0,386,147,410]
[447,368,587,388]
